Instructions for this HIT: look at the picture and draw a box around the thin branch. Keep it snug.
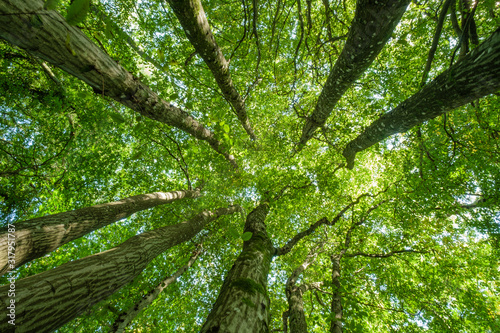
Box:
[420,0,453,87]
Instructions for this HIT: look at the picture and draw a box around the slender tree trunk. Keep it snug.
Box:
[110,244,203,333]
[342,27,500,169]
[287,285,309,333]
[0,206,240,333]
[167,0,257,140]
[298,0,409,148]
[0,188,201,275]
[285,241,323,332]
[201,203,274,332]
[330,254,343,333]
[0,0,236,167]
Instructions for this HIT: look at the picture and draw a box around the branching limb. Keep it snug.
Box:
[420,0,453,87]
[0,0,237,168]
[343,27,500,169]
[298,0,410,149]
[166,0,257,140]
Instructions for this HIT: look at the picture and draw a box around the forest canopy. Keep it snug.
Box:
[0,0,499,332]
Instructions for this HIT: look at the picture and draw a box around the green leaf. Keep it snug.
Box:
[109,113,126,124]
[241,232,252,241]
[44,0,60,10]
[223,124,230,133]
[228,227,240,239]
[131,151,143,160]
[66,0,90,26]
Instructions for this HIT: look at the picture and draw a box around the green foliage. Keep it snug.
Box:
[1,0,499,332]
[65,0,90,26]
[241,231,252,241]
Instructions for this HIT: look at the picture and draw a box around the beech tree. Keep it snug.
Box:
[0,0,499,332]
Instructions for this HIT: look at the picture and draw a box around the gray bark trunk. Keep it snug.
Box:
[330,255,343,333]
[298,0,409,148]
[287,285,308,333]
[201,203,274,332]
[0,206,240,333]
[0,0,236,168]
[343,27,500,169]
[110,245,202,333]
[0,188,201,275]
[167,0,257,140]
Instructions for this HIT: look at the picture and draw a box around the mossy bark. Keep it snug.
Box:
[201,203,274,332]
[0,207,239,333]
[0,189,201,275]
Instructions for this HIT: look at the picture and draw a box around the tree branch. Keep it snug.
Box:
[343,27,500,169]
[298,0,410,149]
[166,0,257,140]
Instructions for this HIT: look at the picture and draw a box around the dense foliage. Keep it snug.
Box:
[1,0,499,331]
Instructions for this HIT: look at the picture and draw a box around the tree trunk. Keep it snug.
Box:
[330,255,343,333]
[342,27,500,169]
[287,285,308,333]
[167,0,257,140]
[0,206,240,333]
[0,188,201,275]
[110,244,203,333]
[201,203,274,332]
[0,0,236,167]
[298,0,409,148]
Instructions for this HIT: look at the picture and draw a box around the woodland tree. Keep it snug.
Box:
[0,0,499,332]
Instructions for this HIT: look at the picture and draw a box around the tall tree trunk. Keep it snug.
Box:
[110,244,203,333]
[167,0,257,140]
[0,188,201,275]
[330,254,343,333]
[201,203,274,332]
[342,27,500,169]
[298,0,409,148]
[0,206,240,333]
[285,242,323,333]
[287,285,309,333]
[0,0,236,167]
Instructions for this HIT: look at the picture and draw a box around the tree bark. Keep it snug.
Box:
[342,27,500,169]
[167,0,257,140]
[298,0,409,148]
[110,244,203,333]
[0,0,236,167]
[0,188,201,276]
[201,203,274,332]
[285,243,323,333]
[0,206,240,333]
[330,254,343,333]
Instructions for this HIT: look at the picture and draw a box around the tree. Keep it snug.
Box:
[0,0,499,332]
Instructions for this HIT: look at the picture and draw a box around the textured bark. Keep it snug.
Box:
[201,203,274,332]
[167,0,257,140]
[286,285,308,333]
[0,0,236,167]
[285,245,322,333]
[330,255,343,333]
[110,245,203,333]
[298,0,409,148]
[0,206,239,333]
[0,188,201,276]
[343,27,500,169]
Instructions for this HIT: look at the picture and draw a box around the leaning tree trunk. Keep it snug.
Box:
[201,203,274,332]
[110,244,203,333]
[0,206,240,333]
[298,0,410,148]
[342,27,500,169]
[167,0,257,140]
[0,188,201,275]
[0,0,236,167]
